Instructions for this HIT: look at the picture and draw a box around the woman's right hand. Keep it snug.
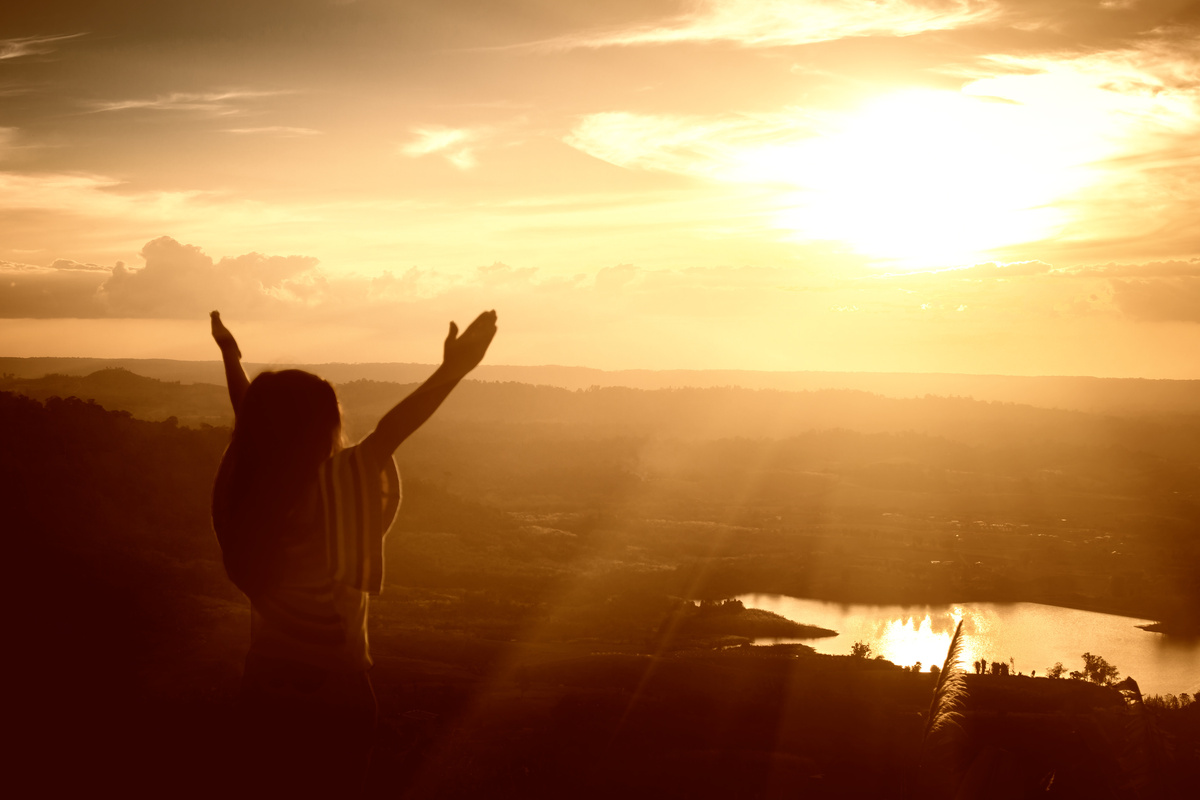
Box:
[210,310,242,358]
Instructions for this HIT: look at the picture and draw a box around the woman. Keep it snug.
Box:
[209,309,497,793]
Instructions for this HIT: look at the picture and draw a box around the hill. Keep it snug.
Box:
[4,368,1198,626]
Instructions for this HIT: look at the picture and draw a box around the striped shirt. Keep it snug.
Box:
[320,445,400,595]
[246,444,401,671]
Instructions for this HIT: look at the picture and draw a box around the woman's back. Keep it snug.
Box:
[214,439,401,671]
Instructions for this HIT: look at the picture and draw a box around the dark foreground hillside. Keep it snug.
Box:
[4,390,1197,798]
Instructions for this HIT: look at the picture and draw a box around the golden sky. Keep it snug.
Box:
[2,1,1199,376]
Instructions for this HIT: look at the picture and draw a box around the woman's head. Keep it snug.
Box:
[236,370,343,466]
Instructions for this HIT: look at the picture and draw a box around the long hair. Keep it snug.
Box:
[212,370,343,599]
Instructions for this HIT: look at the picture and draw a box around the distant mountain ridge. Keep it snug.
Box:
[5,356,1200,415]
[7,366,1200,470]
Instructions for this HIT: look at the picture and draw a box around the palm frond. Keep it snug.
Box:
[922,619,969,745]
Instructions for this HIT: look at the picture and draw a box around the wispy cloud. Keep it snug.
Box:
[970,41,1200,137]
[400,126,483,169]
[565,111,803,180]
[222,126,322,137]
[0,171,204,218]
[87,90,290,116]
[0,33,86,61]
[528,0,997,50]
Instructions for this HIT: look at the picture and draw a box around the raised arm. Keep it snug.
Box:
[210,310,249,415]
[360,310,497,461]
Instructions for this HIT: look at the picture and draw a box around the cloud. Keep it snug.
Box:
[7,236,1196,357]
[530,0,997,50]
[400,126,482,169]
[99,237,321,317]
[565,111,798,180]
[0,33,86,60]
[947,260,1055,278]
[222,126,322,137]
[13,236,1199,375]
[49,259,109,272]
[1,259,50,272]
[0,258,108,318]
[970,40,1200,136]
[0,234,808,325]
[87,90,289,116]
[0,237,321,319]
[595,263,639,292]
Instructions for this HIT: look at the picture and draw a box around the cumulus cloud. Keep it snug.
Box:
[530,0,996,50]
[0,237,321,319]
[100,237,320,317]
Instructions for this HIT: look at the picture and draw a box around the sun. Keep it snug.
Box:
[758,89,1108,267]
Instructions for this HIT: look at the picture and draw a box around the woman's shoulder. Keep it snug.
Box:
[323,439,397,475]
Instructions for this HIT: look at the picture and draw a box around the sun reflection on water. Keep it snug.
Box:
[862,605,1022,672]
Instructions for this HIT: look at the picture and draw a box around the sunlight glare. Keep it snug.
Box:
[753,89,1111,266]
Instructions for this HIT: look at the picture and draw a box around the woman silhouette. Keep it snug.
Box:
[209,309,497,793]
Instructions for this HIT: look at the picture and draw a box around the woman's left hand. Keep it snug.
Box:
[443,310,497,378]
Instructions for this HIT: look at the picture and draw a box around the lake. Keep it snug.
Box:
[736,594,1199,698]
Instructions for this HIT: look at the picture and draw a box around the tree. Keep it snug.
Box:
[850,641,871,659]
[1074,652,1119,686]
[1046,662,1065,679]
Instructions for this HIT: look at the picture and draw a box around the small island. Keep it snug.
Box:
[1137,619,1200,637]
[670,598,837,642]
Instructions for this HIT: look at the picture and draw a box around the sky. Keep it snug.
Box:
[2,1,1199,376]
